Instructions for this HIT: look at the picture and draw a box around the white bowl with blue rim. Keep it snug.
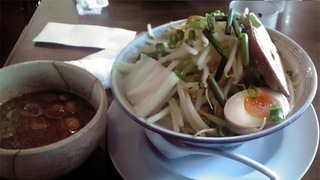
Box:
[111,20,317,149]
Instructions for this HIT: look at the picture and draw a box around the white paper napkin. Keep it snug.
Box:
[33,22,136,89]
[33,22,136,49]
[65,49,116,89]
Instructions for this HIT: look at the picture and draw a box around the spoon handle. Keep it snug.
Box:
[145,129,278,180]
[190,146,279,180]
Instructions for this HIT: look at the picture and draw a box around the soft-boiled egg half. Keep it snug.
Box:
[224,87,289,128]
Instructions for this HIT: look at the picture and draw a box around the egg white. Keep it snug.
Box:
[224,88,289,128]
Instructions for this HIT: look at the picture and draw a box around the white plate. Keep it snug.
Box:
[107,101,319,180]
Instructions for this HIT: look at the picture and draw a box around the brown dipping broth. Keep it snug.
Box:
[0,91,96,149]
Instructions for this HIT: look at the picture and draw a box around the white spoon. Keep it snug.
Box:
[144,129,279,180]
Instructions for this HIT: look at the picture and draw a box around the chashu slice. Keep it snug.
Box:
[242,13,290,97]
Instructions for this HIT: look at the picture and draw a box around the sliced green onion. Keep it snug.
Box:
[202,28,227,57]
[212,10,225,16]
[185,29,196,45]
[249,14,262,28]
[214,56,228,82]
[247,85,260,99]
[155,43,165,57]
[233,14,246,20]
[240,33,249,66]
[192,17,202,21]
[188,20,207,30]
[177,29,184,41]
[214,15,227,21]
[168,33,178,49]
[206,13,216,33]
[225,8,234,35]
[188,30,196,40]
[270,105,284,123]
[173,69,187,82]
[170,33,178,45]
[232,18,242,38]
[207,75,226,107]
[239,23,245,33]
[138,52,157,60]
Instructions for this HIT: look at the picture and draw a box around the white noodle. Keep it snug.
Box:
[195,89,204,111]
[185,91,210,130]
[205,87,214,111]
[233,49,244,84]
[146,107,170,123]
[197,46,210,70]
[202,64,209,88]
[224,39,239,78]
[222,77,233,98]
[167,59,181,71]
[194,128,218,137]
[168,98,184,132]
[177,81,198,131]
[198,109,227,127]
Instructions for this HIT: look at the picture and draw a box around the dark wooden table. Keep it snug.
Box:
[3,0,319,179]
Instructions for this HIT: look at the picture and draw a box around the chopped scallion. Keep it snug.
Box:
[188,30,196,40]
[206,13,216,33]
[240,33,249,66]
[232,18,242,38]
[247,85,260,99]
[155,43,165,57]
[207,75,226,107]
[188,20,207,30]
[170,33,178,45]
[270,105,284,123]
[177,29,184,41]
[214,15,227,21]
[225,8,234,35]
[214,56,228,82]
[185,29,196,45]
[249,14,262,28]
[202,28,227,57]
[138,52,157,60]
[173,69,187,82]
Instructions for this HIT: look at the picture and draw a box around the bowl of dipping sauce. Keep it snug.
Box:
[0,60,107,180]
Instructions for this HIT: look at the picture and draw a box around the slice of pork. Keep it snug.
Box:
[242,13,290,97]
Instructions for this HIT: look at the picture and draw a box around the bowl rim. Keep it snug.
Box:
[111,20,318,144]
[0,60,107,154]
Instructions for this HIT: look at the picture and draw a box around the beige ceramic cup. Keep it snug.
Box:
[0,60,108,180]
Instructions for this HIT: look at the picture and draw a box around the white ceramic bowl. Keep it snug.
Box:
[0,60,108,180]
[111,21,317,149]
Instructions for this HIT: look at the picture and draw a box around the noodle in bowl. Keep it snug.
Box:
[111,19,317,149]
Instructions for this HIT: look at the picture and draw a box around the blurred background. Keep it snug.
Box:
[0,0,313,68]
[1,0,40,68]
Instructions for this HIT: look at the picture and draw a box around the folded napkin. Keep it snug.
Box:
[65,49,116,88]
[76,0,109,15]
[33,22,136,89]
[33,22,136,49]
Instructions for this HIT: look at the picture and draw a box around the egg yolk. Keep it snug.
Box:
[244,91,278,119]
